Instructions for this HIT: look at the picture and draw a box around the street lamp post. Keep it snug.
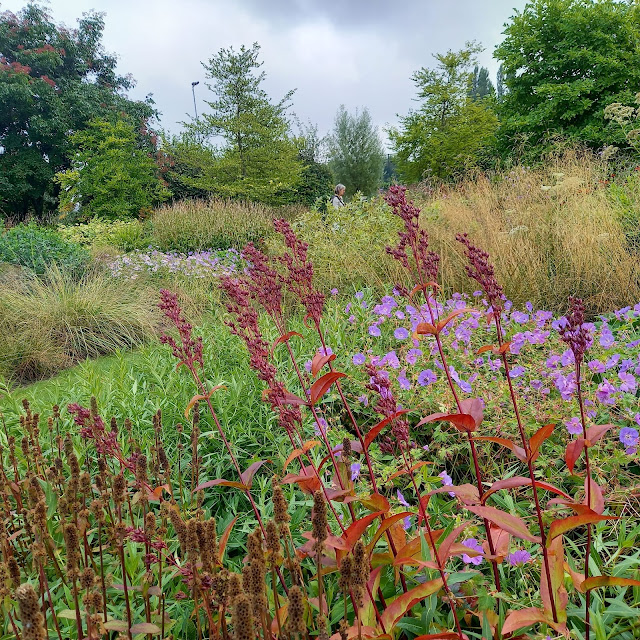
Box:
[191,81,199,121]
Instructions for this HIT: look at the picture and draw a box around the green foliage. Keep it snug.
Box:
[0,266,157,381]
[55,118,171,220]
[390,44,499,182]
[0,4,156,220]
[150,198,303,252]
[469,65,495,100]
[184,42,302,204]
[295,121,333,207]
[57,219,151,252]
[327,105,385,197]
[0,223,88,275]
[495,0,640,157]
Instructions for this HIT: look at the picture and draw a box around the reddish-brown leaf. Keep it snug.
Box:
[583,477,605,514]
[280,464,322,494]
[271,331,303,356]
[498,341,512,354]
[436,308,473,333]
[547,510,617,546]
[366,512,411,553]
[240,460,270,487]
[459,397,484,427]
[476,344,498,355]
[218,516,238,563]
[103,621,129,632]
[361,566,383,627]
[540,536,568,623]
[582,576,640,591]
[380,579,443,630]
[363,410,411,450]
[436,522,470,565]
[417,412,477,433]
[387,461,431,481]
[359,493,391,513]
[428,484,480,505]
[310,372,347,405]
[130,622,161,634]
[474,436,527,462]
[311,352,336,376]
[529,423,555,460]
[283,440,321,472]
[585,423,614,447]
[194,479,248,491]
[466,505,541,543]
[413,635,464,640]
[184,385,225,418]
[281,390,309,407]
[482,476,571,503]
[409,282,439,300]
[342,511,384,552]
[565,438,585,474]
[482,524,510,563]
[415,322,437,336]
[501,607,551,635]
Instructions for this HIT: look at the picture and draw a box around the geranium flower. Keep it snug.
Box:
[507,549,531,566]
[461,538,484,565]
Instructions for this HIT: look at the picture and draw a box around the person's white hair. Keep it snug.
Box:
[335,184,345,194]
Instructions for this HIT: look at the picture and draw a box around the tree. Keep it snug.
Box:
[0,4,156,220]
[389,44,499,182]
[188,42,302,203]
[55,118,170,220]
[295,121,333,207]
[470,66,495,101]
[496,64,506,100]
[326,106,385,197]
[495,0,640,155]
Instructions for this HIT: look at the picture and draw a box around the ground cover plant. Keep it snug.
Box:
[0,188,638,640]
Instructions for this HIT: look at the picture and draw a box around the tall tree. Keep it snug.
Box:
[295,120,333,207]
[0,4,155,220]
[495,0,640,155]
[326,105,385,197]
[496,63,506,100]
[389,43,499,182]
[187,42,302,203]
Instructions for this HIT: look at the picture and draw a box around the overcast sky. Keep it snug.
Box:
[3,0,527,146]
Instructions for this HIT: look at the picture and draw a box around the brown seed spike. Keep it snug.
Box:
[272,480,290,525]
[287,585,306,634]
[311,490,328,549]
[15,583,46,640]
[232,593,254,640]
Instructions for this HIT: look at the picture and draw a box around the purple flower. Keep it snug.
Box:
[353,353,366,365]
[357,394,368,406]
[596,379,616,405]
[348,314,356,323]
[395,311,405,319]
[509,366,526,379]
[304,360,312,373]
[406,348,422,365]
[507,549,531,566]
[355,291,364,300]
[398,369,411,390]
[345,302,352,313]
[599,324,615,348]
[564,417,583,436]
[438,470,455,497]
[620,427,639,447]
[350,462,361,481]
[511,310,529,324]
[619,371,637,393]
[314,418,329,436]
[319,346,333,356]
[394,327,409,340]
[402,516,412,531]
[330,288,338,296]
[397,490,410,507]
[381,350,400,369]
[461,538,484,565]
[418,369,437,386]
[588,360,606,373]
[368,325,381,337]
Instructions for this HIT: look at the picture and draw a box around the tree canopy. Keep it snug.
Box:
[495,0,640,155]
[0,3,156,219]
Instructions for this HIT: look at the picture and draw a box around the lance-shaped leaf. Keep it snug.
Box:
[583,477,604,514]
[366,512,412,553]
[279,389,308,407]
[414,322,437,337]
[130,622,161,634]
[565,438,585,474]
[413,634,464,640]
[582,576,640,591]
[310,371,346,405]
[184,385,225,418]
[218,516,238,563]
[473,436,527,462]
[529,423,555,460]
[482,476,571,503]
[311,351,336,376]
[194,479,248,491]
[466,505,541,543]
[547,510,617,546]
[379,578,444,631]
[341,511,385,553]
[283,440,321,472]
[436,521,470,565]
[103,621,129,632]
[477,344,498,355]
[388,461,431,481]
[540,536,568,623]
[436,308,473,333]
[418,411,477,433]
[359,493,390,513]
[428,484,480,505]
[363,410,411,450]
[240,460,270,487]
[271,330,303,355]
[280,464,321,494]
[459,397,484,427]
[501,607,552,635]
[360,566,383,627]
[482,524,510,563]
[409,281,439,299]
[585,423,614,447]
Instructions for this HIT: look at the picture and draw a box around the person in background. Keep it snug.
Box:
[332,184,346,208]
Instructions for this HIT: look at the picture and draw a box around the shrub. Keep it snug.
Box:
[57,219,151,252]
[0,223,89,275]
[0,266,158,380]
[150,198,304,252]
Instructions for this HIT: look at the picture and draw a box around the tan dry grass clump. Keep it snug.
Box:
[418,152,640,314]
[0,266,158,381]
[151,198,305,253]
